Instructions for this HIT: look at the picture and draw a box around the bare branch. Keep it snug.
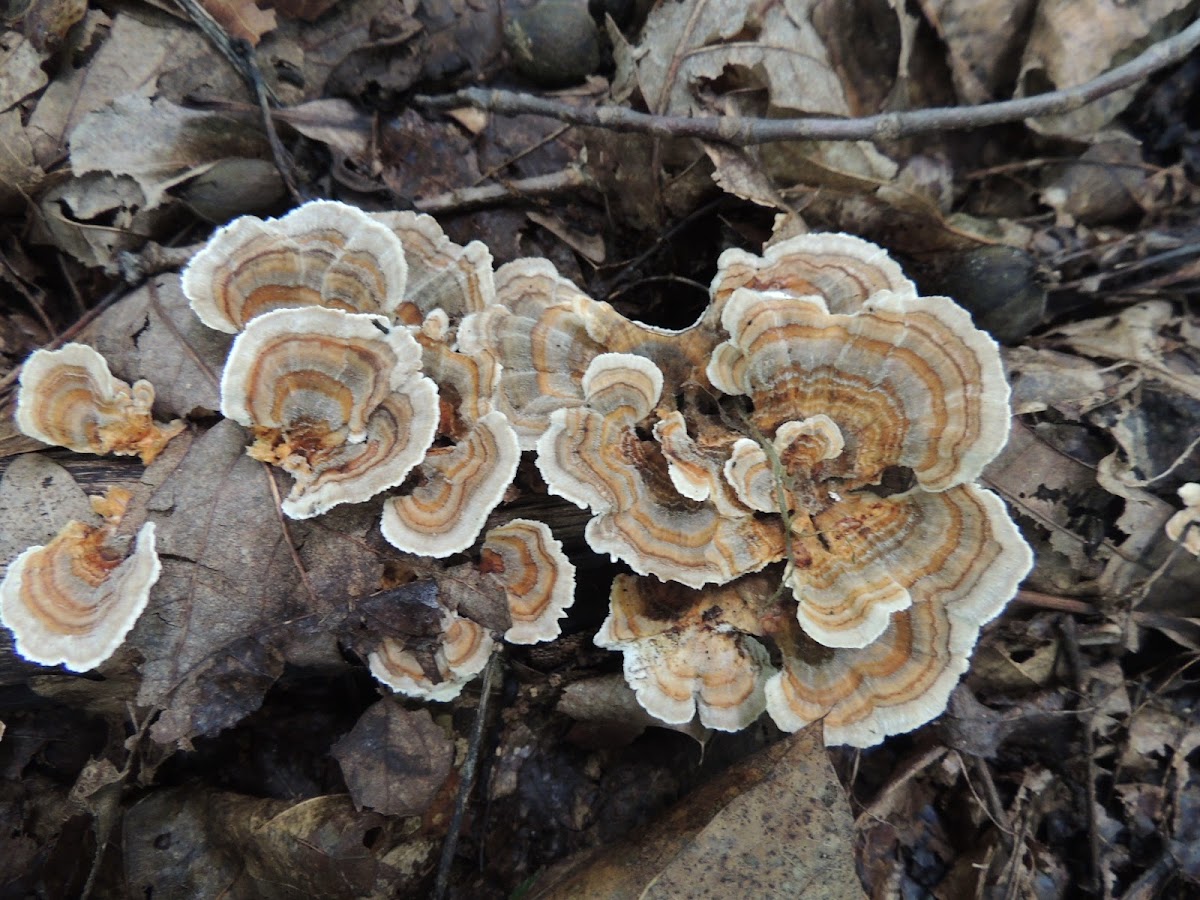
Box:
[414,165,593,214]
[415,19,1200,145]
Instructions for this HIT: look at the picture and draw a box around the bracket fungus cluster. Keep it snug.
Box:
[179,201,567,699]
[462,230,1033,746]
[6,199,1031,747]
[183,200,520,554]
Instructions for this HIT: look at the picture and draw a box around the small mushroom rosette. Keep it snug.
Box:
[182,201,520,550]
[464,233,1033,746]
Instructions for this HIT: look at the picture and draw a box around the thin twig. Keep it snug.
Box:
[1062,616,1106,899]
[170,0,278,104]
[230,39,305,204]
[415,19,1200,145]
[415,165,592,214]
[433,652,501,900]
[966,754,1017,843]
[1012,589,1096,615]
[855,743,947,826]
[0,250,55,335]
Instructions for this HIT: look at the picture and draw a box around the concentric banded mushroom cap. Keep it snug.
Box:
[723,415,845,514]
[221,306,438,518]
[596,574,773,732]
[458,258,713,450]
[369,210,495,324]
[766,484,1034,746]
[708,232,916,321]
[481,519,576,644]
[381,410,520,557]
[707,287,1011,492]
[182,200,408,333]
[368,607,494,701]
[537,354,787,588]
[16,343,184,464]
[457,260,612,449]
[1,518,160,671]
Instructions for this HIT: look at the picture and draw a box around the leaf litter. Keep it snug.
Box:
[1,0,1200,896]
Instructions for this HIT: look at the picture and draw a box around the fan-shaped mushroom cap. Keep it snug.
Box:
[458,258,713,449]
[481,519,576,644]
[221,307,438,518]
[651,411,748,517]
[1,517,160,671]
[723,415,845,514]
[182,200,408,333]
[788,484,1027,648]
[708,288,1011,492]
[457,260,611,449]
[368,607,494,701]
[381,410,520,557]
[369,210,494,324]
[418,336,501,438]
[766,484,1034,746]
[16,344,184,464]
[596,574,773,732]
[538,354,787,587]
[708,232,916,321]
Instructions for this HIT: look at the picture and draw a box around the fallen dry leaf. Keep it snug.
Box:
[630,0,898,192]
[0,109,44,214]
[33,171,172,270]
[123,788,435,898]
[70,96,273,211]
[529,725,863,899]
[1017,0,1197,137]
[332,698,453,817]
[16,0,87,52]
[915,0,1035,103]
[132,420,385,747]
[199,0,277,46]
[0,455,97,570]
[82,274,232,418]
[27,12,195,168]
[0,31,49,113]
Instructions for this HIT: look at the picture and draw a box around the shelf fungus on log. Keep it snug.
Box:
[487,233,1033,744]
[481,519,576,644]
[220,306,438,519]
[369,210,495,325]
[458,258,710,450]
[1,488,160,671]
[368,606,494,701]
[381,409,520,557]
[705,284,1016,648]
[706,232,916,320]
[16,343,185,464]
[181,200,409,333]
[457,258,612,449]
[374,215,521,558]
